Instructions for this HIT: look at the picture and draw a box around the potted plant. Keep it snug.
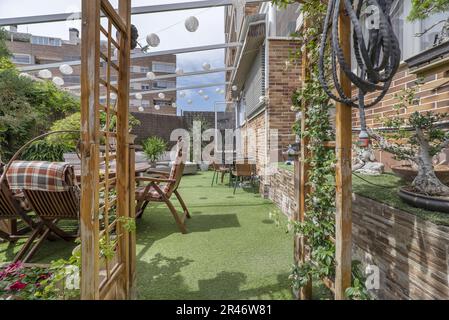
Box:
[368,86,449,212]
[142,136,167,167]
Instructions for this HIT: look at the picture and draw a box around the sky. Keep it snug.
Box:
[0,0,228,114]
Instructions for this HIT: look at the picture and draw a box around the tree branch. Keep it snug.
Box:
[367,127,415,161]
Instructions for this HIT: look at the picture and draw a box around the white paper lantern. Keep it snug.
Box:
[158,92,166,99]
[176,68,184,75]
[138,106,144,112]
[202,62,211,71]
[52,77,64,86]
[146,33,160,47]
[185,16,199,32]
[146,72,156,80]
[187,99,193,105]
[154,104,161,110]
[232,85,238,92]
[179,91,186,98]
[38,69,52,79]
[198,89,204,96]
[172,102,177,108]
[135,93,143,100]
[59,64,73,75]
[215,88,220,93]
[19,73,32,79]
[204,95,209,101]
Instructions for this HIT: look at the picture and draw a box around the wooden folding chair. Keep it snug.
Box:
[211,160,230,187]
[0,163,35,242]
[6,161,80,263]
[135,139,191,234]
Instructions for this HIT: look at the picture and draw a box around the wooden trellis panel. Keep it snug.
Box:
[80,0,133,300]
[295,0,352,300]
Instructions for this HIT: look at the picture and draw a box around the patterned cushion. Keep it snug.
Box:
[6,161,77,192]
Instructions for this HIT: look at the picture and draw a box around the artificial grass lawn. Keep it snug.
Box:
[352,173,449,226]
[0,171,330,300]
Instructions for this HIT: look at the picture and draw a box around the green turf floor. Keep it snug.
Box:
[1,172,331,299]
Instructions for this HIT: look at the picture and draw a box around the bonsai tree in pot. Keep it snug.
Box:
[143,136,167,167]
[368,86,449,197]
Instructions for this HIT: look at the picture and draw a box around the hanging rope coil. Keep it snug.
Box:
[318,0,401,138]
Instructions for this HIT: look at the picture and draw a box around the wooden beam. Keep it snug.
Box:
[297,18,312,300]
[117,0,132,300]
[80,0,101,300]
[334,1,353,300]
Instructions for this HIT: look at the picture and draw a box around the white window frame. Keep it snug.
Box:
[11,53,32,64]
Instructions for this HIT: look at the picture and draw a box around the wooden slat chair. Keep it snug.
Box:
[0,162,35,242]
[211,160,230,187]
[135,140,191,234]
[231,160,257,194]
[6,161,80,262]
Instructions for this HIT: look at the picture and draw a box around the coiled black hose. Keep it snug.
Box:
[318,0,401,139]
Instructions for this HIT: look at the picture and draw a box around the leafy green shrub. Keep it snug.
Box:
[48,113,81,149]
[22,140,74,162]
[143,136,167,163]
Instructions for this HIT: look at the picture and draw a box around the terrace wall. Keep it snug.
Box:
[267,165,297,218]
[268,163,449,299]
[353,194,449,300]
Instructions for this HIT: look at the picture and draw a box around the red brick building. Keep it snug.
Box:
[5,27,177,114]
[224,2,301,191]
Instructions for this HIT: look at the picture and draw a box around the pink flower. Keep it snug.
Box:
[8,281,27,291]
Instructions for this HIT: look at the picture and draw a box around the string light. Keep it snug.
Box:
[179,91,186,98]
[202,62,211,71]
[198,89,204,96]
[158,92,166,99]
[138,106,144,112]
[146,33,160,47]
[204,95,209,101]
[187,99,193,105]
[146,72,156,80]
[172,102,177,108]
[154,104,161,110]
[135,93,143,100]
[185,16,199,32]
[38,69,52,79]
[52,77,64,86]
[59,64,73,75]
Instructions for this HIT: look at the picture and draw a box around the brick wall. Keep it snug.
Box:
[264,166,449,300]
[267,39,301,157]
[267,166,297,218]
[7,32,177,115]
[130,113,184,146]
[351,63,449,169]
[352,64,449,129]
[353,194,449,300]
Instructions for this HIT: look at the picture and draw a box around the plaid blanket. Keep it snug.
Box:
[6,161,76,192]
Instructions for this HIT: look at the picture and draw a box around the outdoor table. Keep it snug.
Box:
[74,162,152,182]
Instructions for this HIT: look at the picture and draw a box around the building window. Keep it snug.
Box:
[31,36,62,47]
[273,3,301,37]
[11,53,32,64]
[351,0,449,69]
[153,99,171,107]
[152,80,176,89]
[152,61,176,73]
[141,84,151,90]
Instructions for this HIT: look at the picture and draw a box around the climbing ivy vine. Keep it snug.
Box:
[272,0,369,299]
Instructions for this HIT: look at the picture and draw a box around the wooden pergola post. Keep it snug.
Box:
[334,1,352,300]
[80,0,101,300]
